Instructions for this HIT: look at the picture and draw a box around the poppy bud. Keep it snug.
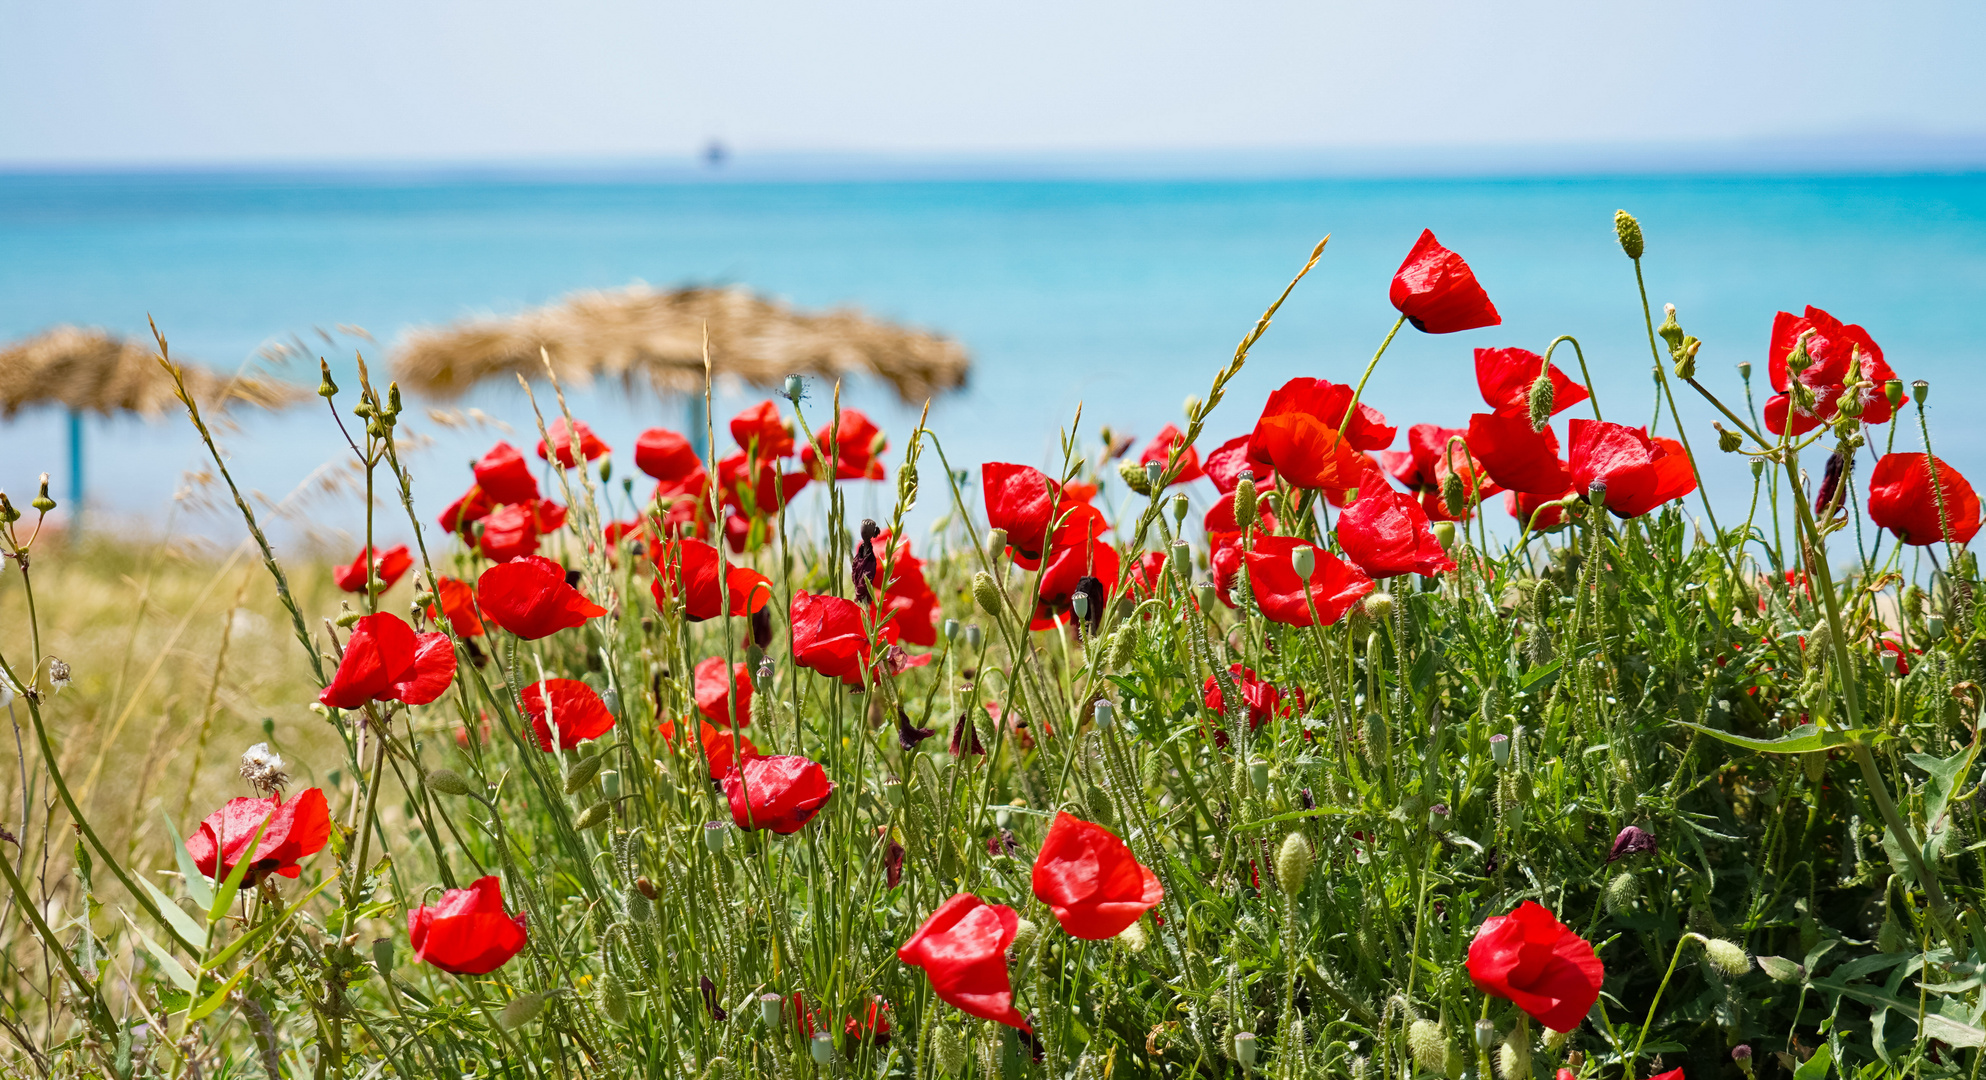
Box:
[635,876,658,901]
[1408,1020,1447,1076]
[1913,379,1929,406]
[972,572,1004,618]
[964,623,983,650]
[1169,492,1189,526]
[1118,459,1153,496]
[1093,699,1115,730]
[1474,1019,1497,1051]
[1496,1033,1530,1080]
[1363,591,1393,623]
[1249,758,1269,792]
[932,1025,968,1075]
[499,992,549,1030]
[1526,375,1554,432]
[1489,733,1510,766]
[1614,209,1643,260]
[985,528,1008,560]
[31,475,55,514]
[1010,917,1039,960]
[703,821,730,853]
[1276,832,1311,897]
[1290,544,1315,579]
[1603,870,1639,914]
[427,768,474,797]
[564,754,605,794]
[1440,472,1466,517]
[575,802,610,830]
[1233,1031,1258,1067]
[1702,937,1751,976]
[1233,478,1258,530]
[371,936,395,975]
[598,456,612,483]
[1145,460,1164,491]
[598,972,629,1023]
[1716,423,1743,453]
[1432,520,1457,551]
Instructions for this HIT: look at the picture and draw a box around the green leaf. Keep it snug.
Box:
[203,870,338,973]
[1907,744,1978,863]
[159,811,213,913]
[208,816,270,925]
[135,876,206,951]
[1810,976,1986,1048]
[126,917,197,995]
[1792,1043,1831,1080]
[1672,721,1857,755]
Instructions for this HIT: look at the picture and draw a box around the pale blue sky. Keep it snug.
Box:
[3,1,1984,165]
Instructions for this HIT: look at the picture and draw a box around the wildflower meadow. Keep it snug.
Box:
[1,211,1982,1080]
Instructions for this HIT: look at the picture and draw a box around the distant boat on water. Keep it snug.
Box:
[703,139,728,168]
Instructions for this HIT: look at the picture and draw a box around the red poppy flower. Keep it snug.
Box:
[717,451,811,515]
[426,576,485,638]
[407,875,528,975]
[521,678,617,751]
[1867,453,1982,546]
[1475,347,1588,420]
[1137,424,1205,485]
[1029,509,1121,630]
[1250,378,1392,492]
[871,533,941,647]
[1466,900,1604,1033]
[983,462,1059,559]
[477,555,607,639]
[1031,811,1163,939]
[791,591,898,687]
[476,503,539,563]
[1204,435,1275,495]
[693,656,753,726]
[1337,488,1456,579]
[897,893,1032,1031]
[729,400,795,459]
[1390,229,1500,334]
[635,427,708,492]
[844,997,893,1046]
[535,417,610,468]
[1062,479,1098,504]
[332,544,413,593]
[1764,306,1897,435]
[802,409,887,480]
[1467,412,1573,495]
[652,538,773,622]
[440,485,495,536]
[1243,535,1374,627]
[722,754,834,833]
[1566,420,1697,518]
[660,717,761,778]
[1201,663,1290,730]
[1126,551,1170,597]
[185,787,331,884]
[1647,1071,1684,1080]
[472,441,540,505]
[1204,488,1277,540]
[319,613,457,709]
[1506,488,1572,532]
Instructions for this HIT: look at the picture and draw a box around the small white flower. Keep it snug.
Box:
[239,742,289,793]
[46,658,70,692]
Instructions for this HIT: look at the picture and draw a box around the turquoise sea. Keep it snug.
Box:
[3,169,1983,547]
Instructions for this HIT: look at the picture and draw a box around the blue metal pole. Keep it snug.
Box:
[67,409,83,533]
[686,395,708,461]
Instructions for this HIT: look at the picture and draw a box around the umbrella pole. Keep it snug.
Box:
[67,409,84,535]
[686,395,708,461]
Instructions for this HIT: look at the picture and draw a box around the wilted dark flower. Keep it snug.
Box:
[752,606,774,649]
[949,712,986,757]
[897,708,936,751]
[1815,450,1851,516]
[1073,575,1105,635]
[852,519,881,602]
[885,837,906,888]
[986,829,1021,859]
[1607,825,1657,863]
[700,975,727,1020]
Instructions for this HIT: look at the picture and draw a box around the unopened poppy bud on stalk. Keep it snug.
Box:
[973,572,1004,618]
[1432,520,1457,551]
[1276,832,1312,896]
[1527,375,1554,432]
[498,992,548,1030]
[1408,1020,1447,1076]
[1440,472,1466,517]
[985,529,1008,560]
[1363,591,1394,623]
[1702,936,1751,976]
[1233,477,1258,529]
[1614,209,1644,259]
[1118,459,1152,496]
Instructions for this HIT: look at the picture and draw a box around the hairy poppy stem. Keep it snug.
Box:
[1336,314,1407,438]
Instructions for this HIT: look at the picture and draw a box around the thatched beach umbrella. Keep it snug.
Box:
[391,284,971,420]
[0,325,303,524]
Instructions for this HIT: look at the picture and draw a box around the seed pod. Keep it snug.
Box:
[1912,379,1929,406]
[564,754,605,794]
[985,528,1008,560]
[1290,544,1316,579]
[1496,1035,1530,1080]
[1233,1032,1258,1067]
[1093,699,1116,729]
[810,1033,836,1064]
[703,821,730,854]
[1702,937,1751,976]
[1408,1020,1448,1076]
[1169,492,1190,526]
[1474,1019,1497,1051]
[1233,477,1258,530]
[574,802,611,831]
[1118,459,1153,496]
[1276,832,1312,897]
[932,1024,968,1076]
[1614,209,1644,259]
[758,992,784,1028]
[973,572,1004,618]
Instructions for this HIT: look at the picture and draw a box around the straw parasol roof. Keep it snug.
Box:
[0,325,303,417]
[391,284,971,405]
